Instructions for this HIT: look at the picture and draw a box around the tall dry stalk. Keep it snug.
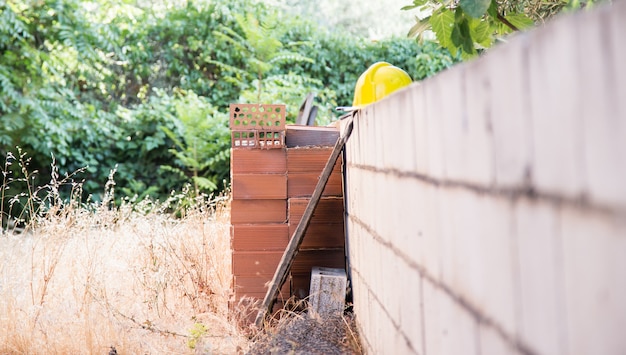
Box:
[0,151,249,354]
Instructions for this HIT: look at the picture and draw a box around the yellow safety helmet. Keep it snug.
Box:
[352,62,413,107]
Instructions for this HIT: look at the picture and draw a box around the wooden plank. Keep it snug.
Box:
[230,200,287,224]
[231,149,287,174]
[231,224,289,251]
[255,112,355,328]
[285,125,340,147]
[232,174,287,199]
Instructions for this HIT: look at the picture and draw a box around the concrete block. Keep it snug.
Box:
[576,6,626,209]
[398,264,424,355]
[389,175,426,267]
[439,190,518,334]
[397,86,420,174]
[560,206,626,355]
[514,199,567,355]
[423,278,478,355]
[411,84,429,176]
[378,244,401,325]
[610,1,626,137]
[422,184,443,279]
[373,105,386,170]
[359,107,375,168]
[422,75,447,180]
[478,324,520,355]
[486,34,533,189]
[440,62,495,186]
[527,14,585,199]
[344,166,360,217]
[308,266,347,316]
[372,172,393,244]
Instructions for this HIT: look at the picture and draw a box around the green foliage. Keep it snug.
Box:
[187,323,208,350]
[280,21,458,110]
[212,9,314,104]
[404,0,535,58]
[161,91,230,196]
[1,0,454,219]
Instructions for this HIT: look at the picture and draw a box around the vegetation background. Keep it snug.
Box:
[0,0,457,224]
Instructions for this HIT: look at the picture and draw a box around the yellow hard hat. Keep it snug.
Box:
[352,62,413,108]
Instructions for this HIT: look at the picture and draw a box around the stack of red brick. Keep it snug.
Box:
[229,104,345,304]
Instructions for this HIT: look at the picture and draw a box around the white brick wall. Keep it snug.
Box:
[343,3,626,355]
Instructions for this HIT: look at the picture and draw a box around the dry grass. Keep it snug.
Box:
[0,161,250,353]
[0,152,363,354]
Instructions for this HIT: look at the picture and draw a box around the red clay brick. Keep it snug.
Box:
[231,199,287,224]
[291,249,346,275]
[288,197,345,225]
[289,223,345,249]
[231,148,287,174]
[232,251,284,276]
[232,174,287,199]
[234,275,290,297]
[285,125,339,147]
[287,172,343,198]
[287,148,342,173]
[231,224,289,251]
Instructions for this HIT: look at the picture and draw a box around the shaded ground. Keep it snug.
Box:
[247,312,362,355]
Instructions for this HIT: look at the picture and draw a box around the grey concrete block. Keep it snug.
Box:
[309,266,347,316]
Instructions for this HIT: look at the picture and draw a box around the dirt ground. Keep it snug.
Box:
[246,311,363,355]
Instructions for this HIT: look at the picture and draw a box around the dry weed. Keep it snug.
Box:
[0,155,250,354]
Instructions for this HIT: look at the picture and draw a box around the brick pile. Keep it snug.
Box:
[229,104,345,305]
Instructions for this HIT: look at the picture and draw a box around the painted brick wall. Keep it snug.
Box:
[343,3,626,355]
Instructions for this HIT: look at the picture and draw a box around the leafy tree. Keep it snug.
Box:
[403,0,605,59]
[160,91,230,196]
[403,0,534,59]
[212,10,313,105]
[1,0,455,221]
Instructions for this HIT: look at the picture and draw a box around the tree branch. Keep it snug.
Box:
[496,12,519,32]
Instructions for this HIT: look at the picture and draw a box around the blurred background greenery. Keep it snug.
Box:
[0,0,457,217]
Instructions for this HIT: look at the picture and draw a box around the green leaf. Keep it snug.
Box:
[487,0,499,18]
[460,0,492,18]
[470,18,492,48]
[407,16,432,40]
[451,11,475,56]
[505,13,535,30]
[193,176,217,191]
[430,9,456,54]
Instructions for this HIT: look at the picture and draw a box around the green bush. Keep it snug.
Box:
[1,0,456,222]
